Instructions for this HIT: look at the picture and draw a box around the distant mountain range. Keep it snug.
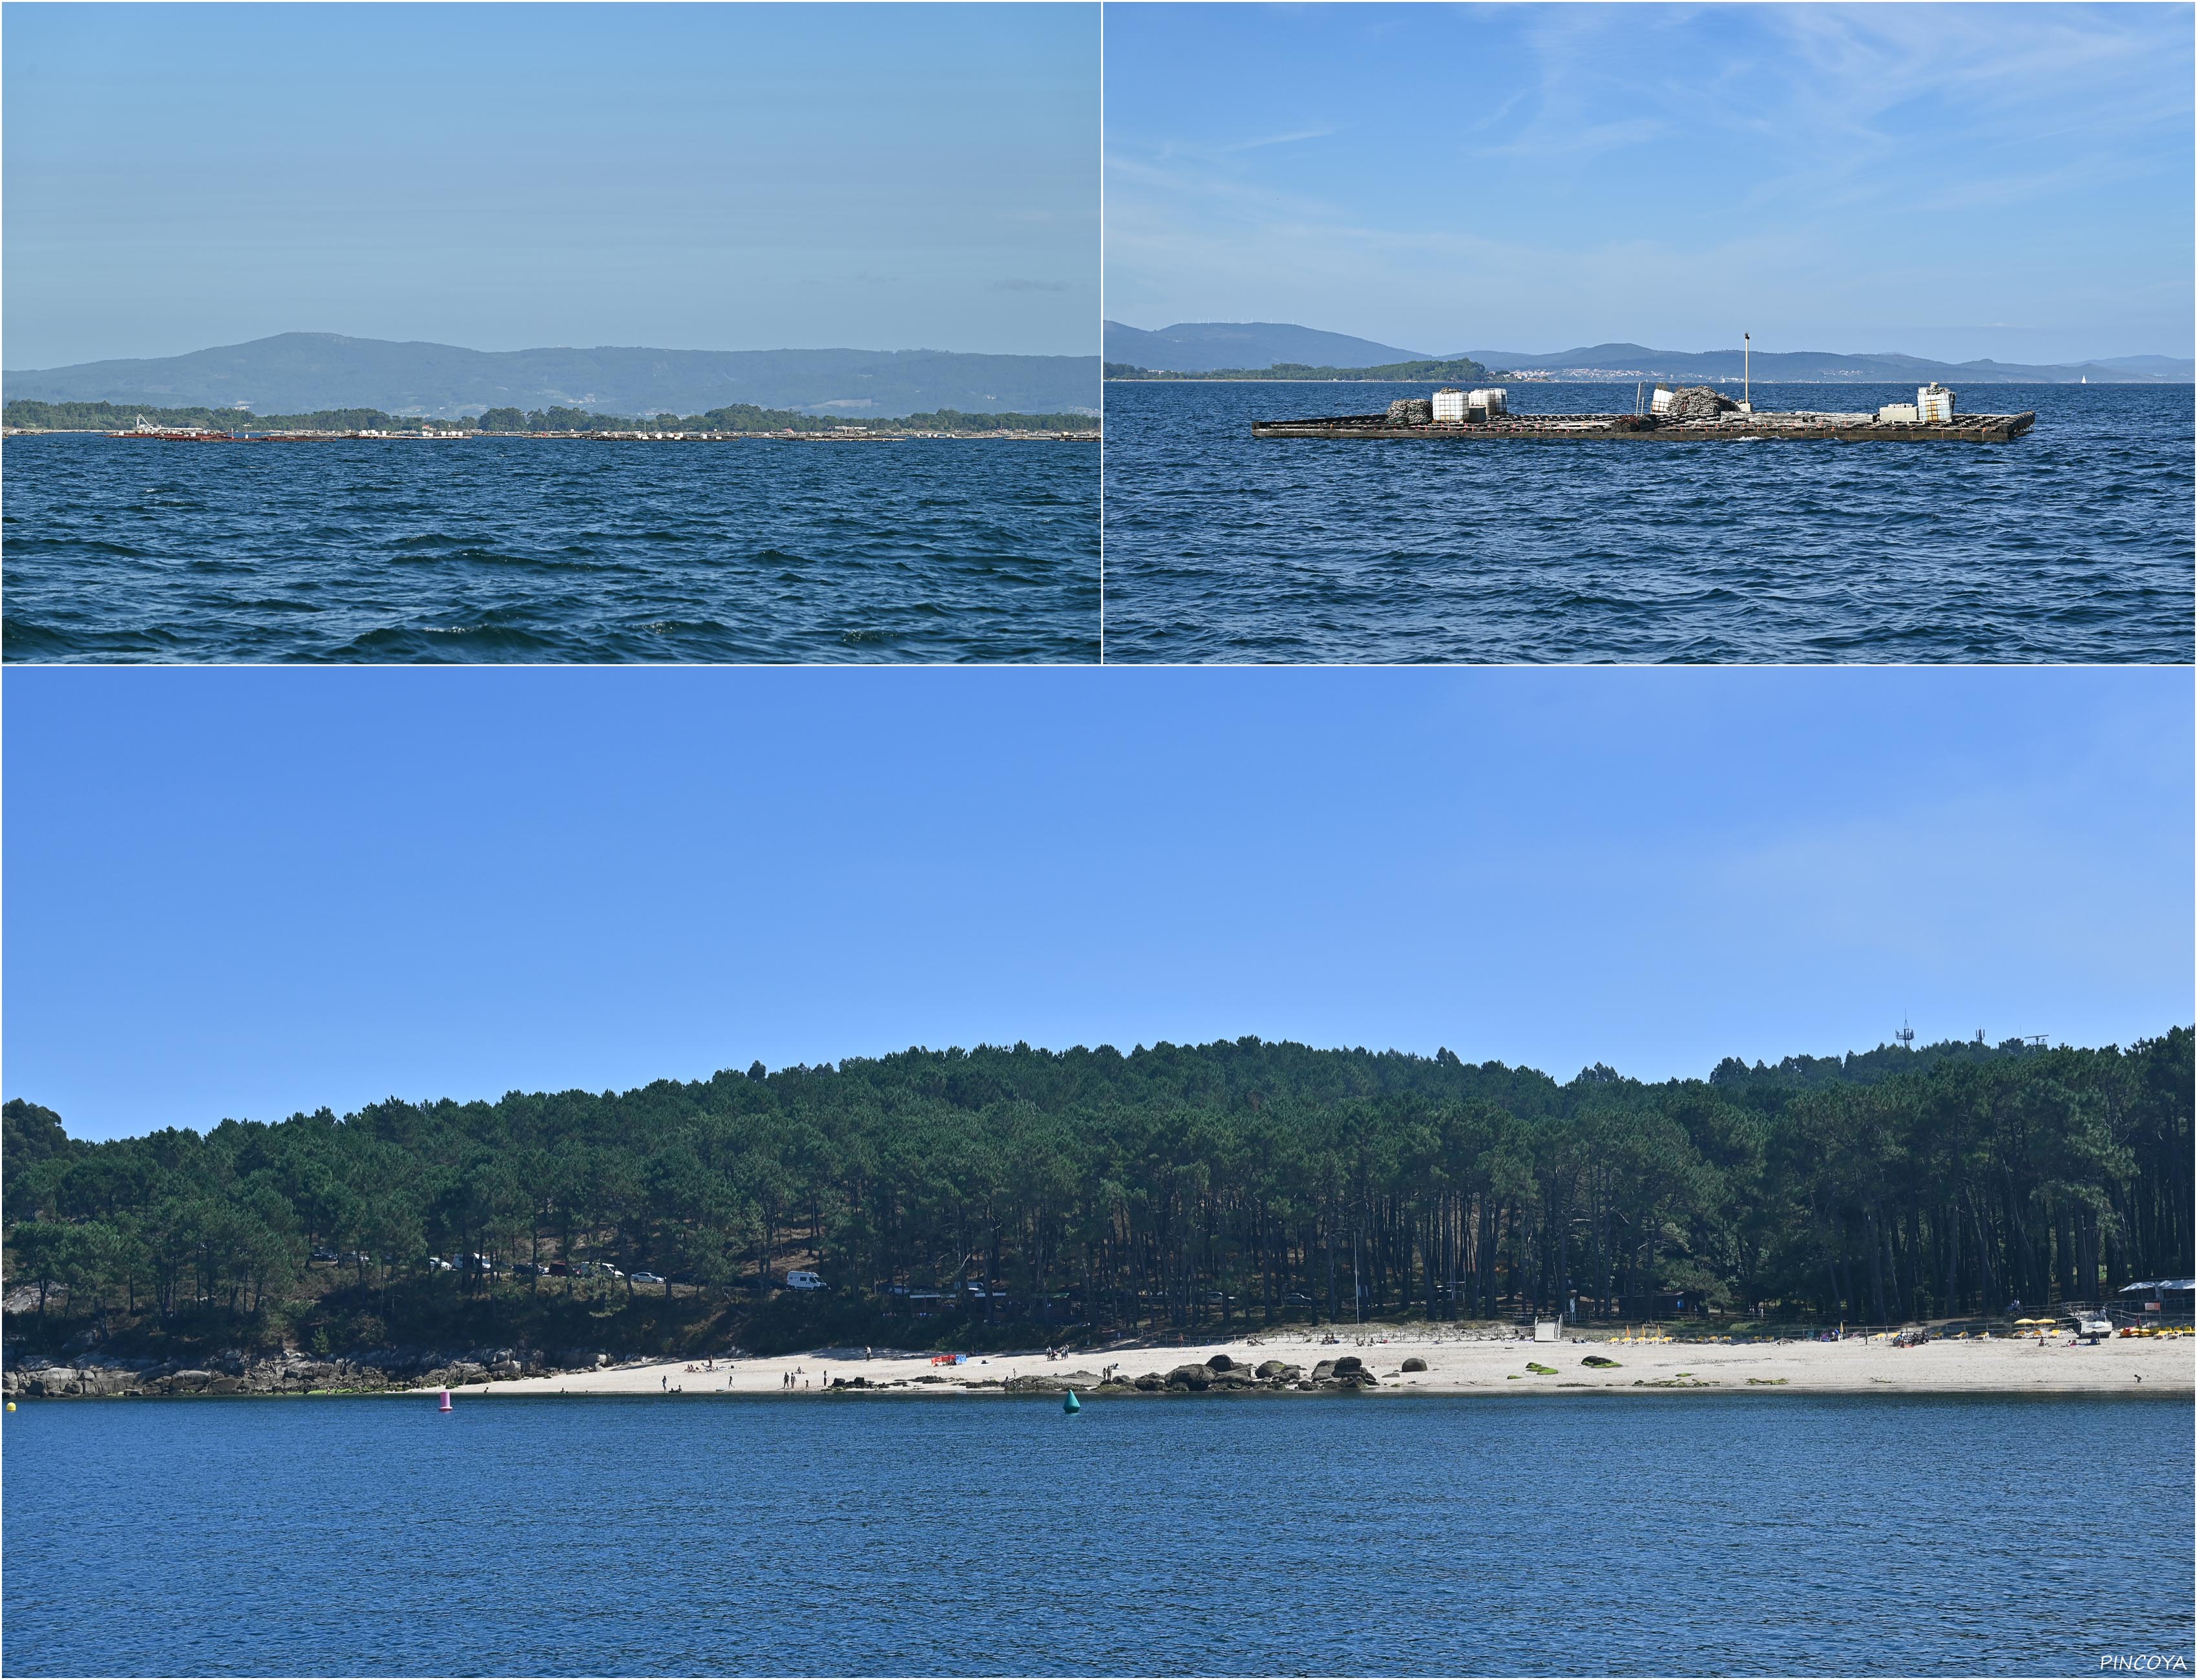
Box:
[1105,321,2193,383]
[3,333,1102,419]
[1463,341,2195,384]
[1103,320,1428,373]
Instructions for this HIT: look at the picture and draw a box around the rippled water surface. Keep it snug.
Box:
[5,1392,2189,1675]
[1101,383,2194,663]
[3,436,1098,662]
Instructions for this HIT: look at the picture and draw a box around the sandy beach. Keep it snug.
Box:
[445,1325,2194,1401]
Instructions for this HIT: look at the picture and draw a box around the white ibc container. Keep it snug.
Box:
[1918,383,1955,422]
[1877,403,1920,424]
[1469,387,1508,415]
[1650,384,1676,415]
[1431,388,1469,423]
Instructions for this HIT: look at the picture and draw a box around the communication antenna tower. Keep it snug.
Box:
[1895,1014,1915,1048]
[1974,1029,1987,1045]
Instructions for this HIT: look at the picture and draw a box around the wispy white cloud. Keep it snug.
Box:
[1104,2,2194,357]
[1471,117,1665,162]
[1219,127,1342,152]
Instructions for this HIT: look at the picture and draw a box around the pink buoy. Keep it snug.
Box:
[438,1388,452,1412]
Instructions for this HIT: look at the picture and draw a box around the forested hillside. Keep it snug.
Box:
[1104,357,1488,383]
[4,333,1103,419]
[5,1030,2188,1356]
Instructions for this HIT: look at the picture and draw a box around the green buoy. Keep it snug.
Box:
[1063,1389,1080,1413]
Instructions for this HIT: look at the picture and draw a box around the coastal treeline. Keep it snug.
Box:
[3,399,1098,436]
[470,404,1096,433]
[1104,357,1490,383]
[891,409,1098,432]
[3,400,457,432]
[5,1031,2187,1347]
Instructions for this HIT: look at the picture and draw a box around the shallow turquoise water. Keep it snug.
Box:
[3,1392,2189,1675]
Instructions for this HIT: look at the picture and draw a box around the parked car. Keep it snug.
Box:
[784,1270,826,1291]
[423,1256,455,1272]
[311,1247,339,1263]
[546,1261,570,1277]
[631,1271,665,1285]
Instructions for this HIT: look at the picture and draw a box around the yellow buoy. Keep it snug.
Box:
[5,1402,14,1411]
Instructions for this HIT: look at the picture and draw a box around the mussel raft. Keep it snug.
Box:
[1252,384,2037,443]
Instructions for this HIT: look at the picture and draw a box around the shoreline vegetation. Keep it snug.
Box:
[3,1031,2188,1389]
[0,399,1098,438]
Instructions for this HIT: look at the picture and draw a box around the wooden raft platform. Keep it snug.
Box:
[1251,411,2037,443]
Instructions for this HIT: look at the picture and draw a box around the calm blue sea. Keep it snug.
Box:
[1100,383,2195,664]
[4,1392,2189,1676]
[1,436,1099,663]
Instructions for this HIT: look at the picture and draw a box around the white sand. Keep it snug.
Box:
[431,1326,2193,1400]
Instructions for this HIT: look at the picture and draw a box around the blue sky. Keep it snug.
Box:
[2,3,1097,367]
[5,668,2188,1142]
[1104,3,2196,362]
